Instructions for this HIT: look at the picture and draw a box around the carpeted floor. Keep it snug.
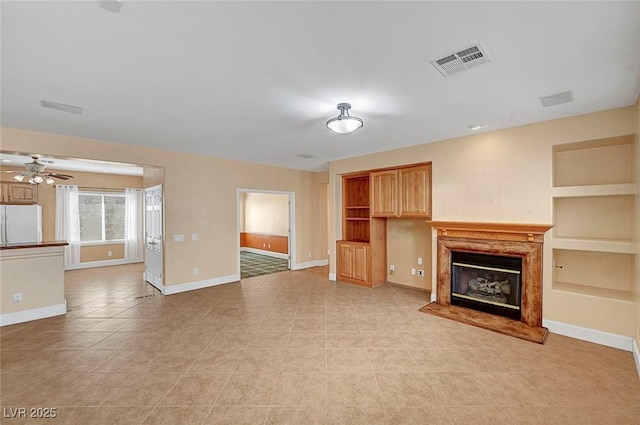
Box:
[240,251,289,279]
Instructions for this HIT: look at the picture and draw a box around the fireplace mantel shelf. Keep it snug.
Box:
[428,221,553,243]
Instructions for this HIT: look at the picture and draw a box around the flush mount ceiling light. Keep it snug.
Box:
[467,124,483,130]
[326,103,363,134]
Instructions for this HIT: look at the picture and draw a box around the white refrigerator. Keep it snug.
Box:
[0,205,43,244]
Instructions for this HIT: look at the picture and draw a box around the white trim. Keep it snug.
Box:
[543,319,634,352]
[65,257,143,270]
[633,338,640,378]
[430,292,437,302]
[164,273,240,295]
[0,301,67,326]
[291,259,328,270]
[240,247,289,260]
[329,272,337,281]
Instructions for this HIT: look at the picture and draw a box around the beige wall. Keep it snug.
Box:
[330,105,638,336]
[635,98,640,347]
[1,128,328,286]
[241,192,289,236]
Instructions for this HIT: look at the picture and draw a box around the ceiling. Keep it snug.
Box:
[2,1,639,172]
[0,153,143,176]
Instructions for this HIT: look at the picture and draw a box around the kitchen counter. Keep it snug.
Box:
[0,240,68,250]
[0,241,68,326]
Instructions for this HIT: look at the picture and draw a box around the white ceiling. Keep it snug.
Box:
[2,1,639,172]
[0,153,143,176]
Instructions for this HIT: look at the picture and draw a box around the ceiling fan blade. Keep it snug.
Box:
[0,170,19,174]
[48,173,74,180]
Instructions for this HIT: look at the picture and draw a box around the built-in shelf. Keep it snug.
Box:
[552,281,634,302]
[345,206,370,209]
[345,218,370,221]
[551,237,638,254]
[551,183,637,198]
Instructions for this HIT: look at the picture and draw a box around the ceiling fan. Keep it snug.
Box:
[2,155,74,185]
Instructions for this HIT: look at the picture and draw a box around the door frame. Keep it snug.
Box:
[237,189,295,276]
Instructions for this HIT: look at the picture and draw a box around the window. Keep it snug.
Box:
[78,192,126,242]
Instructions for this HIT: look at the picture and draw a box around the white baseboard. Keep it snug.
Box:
[329,272,337,281]
[66,258,143,270]
[543,319,634,352]
[0,301,67,326]
[164,273,240,295]
[633,338,640,378]
[240,247,289,260]
[291,259,329,270]
[430,293,437,302]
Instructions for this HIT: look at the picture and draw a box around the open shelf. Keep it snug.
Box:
[552,281,633,302]
[551,238,637,254]
[553,195,635,241]
[552,183,637,198]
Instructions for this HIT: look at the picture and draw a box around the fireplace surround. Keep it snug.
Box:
[422,221,552,343]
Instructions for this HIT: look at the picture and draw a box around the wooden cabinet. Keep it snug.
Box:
[337,241,370,284]
[338,173,387,287]
[371,170,398,216]
[371,164,431,218]
[399,165,430,217]
[0,182,38,204]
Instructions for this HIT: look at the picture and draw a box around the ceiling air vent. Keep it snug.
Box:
[296,154,316,159]
[430,43,491,77]
[539,91,574,107]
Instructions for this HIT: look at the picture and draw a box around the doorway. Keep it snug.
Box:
[237,189,295,279]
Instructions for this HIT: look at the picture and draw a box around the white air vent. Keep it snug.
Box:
[539,91,574,107]
[297,154,316,159]
[430,43,491,77]
[41,100,87,115]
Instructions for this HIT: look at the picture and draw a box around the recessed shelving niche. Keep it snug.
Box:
[551,135,637,301]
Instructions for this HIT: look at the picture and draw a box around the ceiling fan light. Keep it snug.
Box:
[46,177,55,185]
[33,175,44,184]
[14,174,25,182]
[28,177,37,185]
[326,103,363,134]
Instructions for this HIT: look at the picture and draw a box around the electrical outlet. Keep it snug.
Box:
[417,257,423,265]
[418,270,425,277]
[107,250,113,257]
[193,268,199,276]
[174,234,184,242]
[191,233,199,241]
[411,268,416,276]
[389,264,395,272]
[308,252,312,258]
[13,293,22,303]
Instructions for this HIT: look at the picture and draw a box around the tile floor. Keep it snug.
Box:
[1,263,639,425]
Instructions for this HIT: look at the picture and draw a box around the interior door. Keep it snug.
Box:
[144,185,163,292]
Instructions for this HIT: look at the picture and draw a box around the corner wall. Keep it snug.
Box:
[329,105,638,338]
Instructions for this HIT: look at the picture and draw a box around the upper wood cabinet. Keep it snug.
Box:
[0,182,38,204]
[370,170,398,217]
[399,164,431,217]
[370,163,431,218]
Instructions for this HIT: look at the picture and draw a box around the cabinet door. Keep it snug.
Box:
[352,244,369,282]
[371,170,398,217]
[337,242,353,279]
[5,183,37,204]
[399,165,430,217]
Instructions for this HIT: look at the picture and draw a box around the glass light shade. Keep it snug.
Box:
[326,103,363,134]
[46,177,55,185]
[13,174,25,182]
[33,175,44,184]
[326,116,363,134]
[28,177,37,184]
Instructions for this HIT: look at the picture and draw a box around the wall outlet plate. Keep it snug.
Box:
[13,293,22,303]
[411,268,416,275]
[418,270,425,277]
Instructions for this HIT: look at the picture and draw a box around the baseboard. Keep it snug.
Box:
[164,273,240,295]
[633,338,640,378]
[389,281,430,292]
[291,259,329,270]
[0,301,67,326]
[66,258,143,270]
[240,247,289,260]
[430,293,437,302]
[543,319,634,352]
[329,272,337,281]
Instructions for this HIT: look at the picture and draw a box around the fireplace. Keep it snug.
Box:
[451,252,522,320]
[421,221,552,343]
